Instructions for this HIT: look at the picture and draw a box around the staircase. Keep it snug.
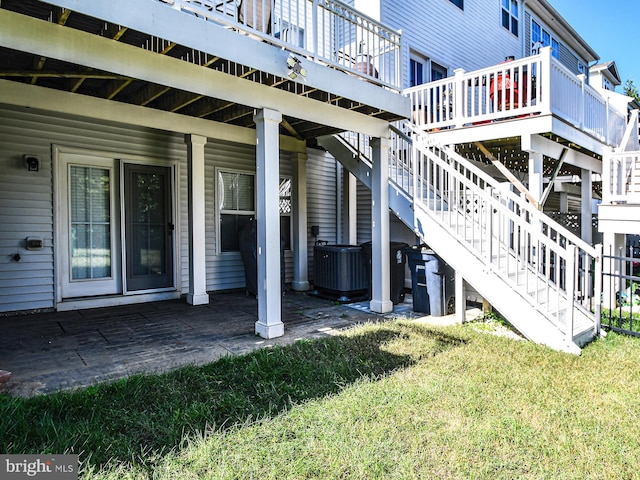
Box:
[319,122,602,354]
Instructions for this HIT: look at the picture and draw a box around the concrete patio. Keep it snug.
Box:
[0,291,432,397]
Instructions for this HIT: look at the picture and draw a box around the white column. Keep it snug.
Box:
[581,168,593,244]
[254,108,284,339]
[455,271,465,324]
[370,136,392,314]
[185,134,209,305]
[559,192,569,213]
[342,169,358,245]
[602,232,625,310]
[528,152,544,206]
[291,151,309,291]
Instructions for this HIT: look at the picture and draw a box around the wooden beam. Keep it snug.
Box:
[0,79,307,153]
[0,9,391,137]
[474,141,539,209]
[281,118,303,140]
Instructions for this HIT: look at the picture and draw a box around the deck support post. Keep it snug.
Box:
[291,151,310,291]
[185,134,210,305]
[341,169,358,245]
[370,135,393,313]
[254,108,284,339]
[455,271,465,324]
[581,168,593,244]
[528,152,544,207]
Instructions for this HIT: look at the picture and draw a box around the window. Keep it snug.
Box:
[531,20,559,59]
[449,0,463,9]
[431,62,447,81]
[274,19,305,48]
[501,0,518,36]
[279,177,292,251]
[409,58,424,87]
[70,165,112,280]
[218,171,292,252]
[218,170,255,252]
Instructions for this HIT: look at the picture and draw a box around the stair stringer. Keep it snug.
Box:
[319,131,596,354]
[318,134,417,226]
[317,135,373,190]
[411,202,583,354]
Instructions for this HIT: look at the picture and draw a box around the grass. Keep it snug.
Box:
[602,307,640,334]
[2,319,640,479]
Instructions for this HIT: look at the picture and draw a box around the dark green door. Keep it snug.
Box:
[124,164,174,291]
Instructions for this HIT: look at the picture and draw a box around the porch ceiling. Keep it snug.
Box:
[0,0,404,145]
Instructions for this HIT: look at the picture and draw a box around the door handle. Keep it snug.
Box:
[168,223,175,234]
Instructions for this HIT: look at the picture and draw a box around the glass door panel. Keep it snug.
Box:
[70,166,112,280]
[58,153,120,299]
[124,164,174,291]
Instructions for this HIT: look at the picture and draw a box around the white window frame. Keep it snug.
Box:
[531,19,559,59]
[501,0,519,37]
[216,169,293,253]
[409,51,427,87]
[216,168,256,254]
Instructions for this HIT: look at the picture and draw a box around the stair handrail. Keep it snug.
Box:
[398,121,601,333]
[328,120,601,344]
[402,121,598,258]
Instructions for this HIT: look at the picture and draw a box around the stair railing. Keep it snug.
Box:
[397,121,601,336]
[336,121,601,338]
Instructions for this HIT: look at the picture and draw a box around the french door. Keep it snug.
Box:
[57,151,175,300]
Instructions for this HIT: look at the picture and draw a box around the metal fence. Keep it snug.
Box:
[601,241,640,337]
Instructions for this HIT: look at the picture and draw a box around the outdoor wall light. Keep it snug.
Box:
[287,54,306,80]
[24,154,40,172]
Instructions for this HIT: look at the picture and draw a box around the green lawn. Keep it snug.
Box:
[602,307,640,334]
[1,319,639,479]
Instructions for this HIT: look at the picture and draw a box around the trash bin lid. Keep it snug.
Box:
[404,245,434,254]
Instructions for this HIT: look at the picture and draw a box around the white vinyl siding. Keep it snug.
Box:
[206,148,294,291]
[0,104,304,312]
[381,0,521,89]
[0,104,188,312]
[357,181,372,244]
[306,148,338,281]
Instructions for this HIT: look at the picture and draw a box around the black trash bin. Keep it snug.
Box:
[405,245,453,316]
[239,217,285,297]
[361,241,408,305]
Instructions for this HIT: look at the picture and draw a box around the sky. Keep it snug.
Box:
[547,0,639,88]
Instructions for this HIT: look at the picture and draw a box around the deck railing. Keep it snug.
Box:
[602,111,640,205]
[339,120,602,343]
[158,0,401,89]
[405,47,627,147]
[399,122,601,340]
[603,152,640,204]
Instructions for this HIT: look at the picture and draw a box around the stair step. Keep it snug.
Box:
[323,126,599,353]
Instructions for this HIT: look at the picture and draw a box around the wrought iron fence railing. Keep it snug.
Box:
[602,244,640,337]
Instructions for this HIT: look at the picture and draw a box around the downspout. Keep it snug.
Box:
[336,162,343,243]
[521,0,527,57]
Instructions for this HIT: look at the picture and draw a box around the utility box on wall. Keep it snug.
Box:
[25,237,43,250]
